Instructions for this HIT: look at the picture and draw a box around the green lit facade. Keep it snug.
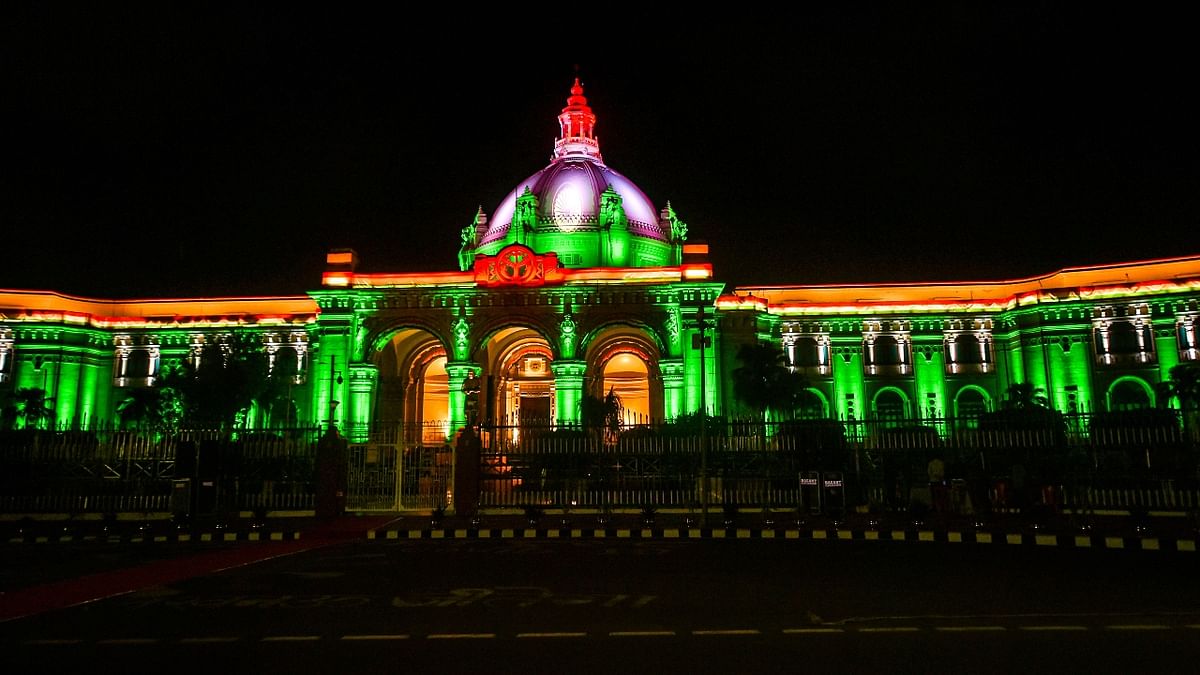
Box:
[3,80,1200,447]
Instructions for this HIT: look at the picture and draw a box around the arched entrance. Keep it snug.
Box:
[603,353,650,425]
[586,327,664,426]
[476,326,557,439]
[356,326,456,513]
[373,327,454,445]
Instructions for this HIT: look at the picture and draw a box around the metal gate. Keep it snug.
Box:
[347,440,453,511]
[347,441,398,511]
[398,445,453,510]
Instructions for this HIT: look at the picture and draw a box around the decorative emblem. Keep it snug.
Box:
[474,244,564,288]
[559,313,577,359]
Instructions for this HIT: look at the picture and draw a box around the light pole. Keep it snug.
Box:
[695,303,712,526]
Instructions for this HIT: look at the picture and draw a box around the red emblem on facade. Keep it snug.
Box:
[474,244,563,287]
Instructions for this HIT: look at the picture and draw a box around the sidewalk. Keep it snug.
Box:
[366,506,1200,552]
[3,508,1195,624]
[0,514,395,623]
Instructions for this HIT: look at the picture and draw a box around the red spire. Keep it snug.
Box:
[554,78,602,161]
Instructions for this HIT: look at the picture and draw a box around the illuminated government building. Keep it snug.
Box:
[2,80,1199,446]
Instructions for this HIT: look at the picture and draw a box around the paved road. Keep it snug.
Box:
[4,539,1199,673]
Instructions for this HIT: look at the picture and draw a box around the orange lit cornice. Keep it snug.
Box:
[0,290,318,329]
[329,265,700,288]
[720,255,1200,315]
[324,270,476,288]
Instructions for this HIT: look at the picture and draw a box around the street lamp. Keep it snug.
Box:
[328,355,343,432]
[462,372,481,429]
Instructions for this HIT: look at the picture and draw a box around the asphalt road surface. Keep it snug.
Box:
[4,539,1199,674]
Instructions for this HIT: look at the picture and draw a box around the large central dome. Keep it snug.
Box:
[459,79,688,270]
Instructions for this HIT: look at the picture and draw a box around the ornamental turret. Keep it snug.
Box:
[554,78,602,162]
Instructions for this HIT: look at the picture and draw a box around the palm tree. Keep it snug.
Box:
[1160,362,1200,411]
[732,342,807,421]
[160,336,270,432]
[1001,382,1050,410]
[2,387,55,430]
[1160,362,1200,441]
[580,387,623,442]
[116,386,181,431]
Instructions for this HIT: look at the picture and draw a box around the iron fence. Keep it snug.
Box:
[0,425,322,514]
[2,413,1197,515]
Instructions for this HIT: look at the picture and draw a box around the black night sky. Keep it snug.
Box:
[3,7,1197,299]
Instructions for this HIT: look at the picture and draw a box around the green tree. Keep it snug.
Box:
[732,342,807,420]
[1,387,55,430]
[255,349,300,427]
[1160,362,1200,441]
[161,335,270,431]
[1000,382,1050,410]
[1160,362,1200,411]
[116,386,182,431]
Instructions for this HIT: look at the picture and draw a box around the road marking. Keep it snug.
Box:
[609,631,676,637]
[934,626,1006,632]
[180,637,240,643]
[516,632,587,638]
[692,629,760,636]
[1019,625,1088,631]
[97,638,159,644]
[262,636,321,641]
[341,634,411,640]
[783,628,844,634]
[25,639,83,645]
[427,633,496,639]
[1106,625,1170,631]
[858,627,920,633]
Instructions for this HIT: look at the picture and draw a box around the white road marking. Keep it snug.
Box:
[427,633,496,639]
[262,636,321,641]
[692,629,761,636]
[341,634,410,640]
[609,631,676,637]
[516,632,588,638]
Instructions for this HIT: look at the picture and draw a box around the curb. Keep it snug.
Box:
[4,531,302,545]
[366,527,1197,552]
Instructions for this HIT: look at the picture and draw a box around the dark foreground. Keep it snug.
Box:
[3,537,1199,674]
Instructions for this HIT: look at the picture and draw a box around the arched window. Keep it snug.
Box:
[1109,379,1151,411]
[955,388,989,429]
[874,389,907,423]
[796,389,827,419]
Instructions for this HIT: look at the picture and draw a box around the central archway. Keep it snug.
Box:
[586,327,665,426]
[373,327,452,445]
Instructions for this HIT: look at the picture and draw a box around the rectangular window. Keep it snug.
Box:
[1179,316,1198,361]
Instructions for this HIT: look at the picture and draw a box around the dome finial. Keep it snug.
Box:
[554,74,602,162]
